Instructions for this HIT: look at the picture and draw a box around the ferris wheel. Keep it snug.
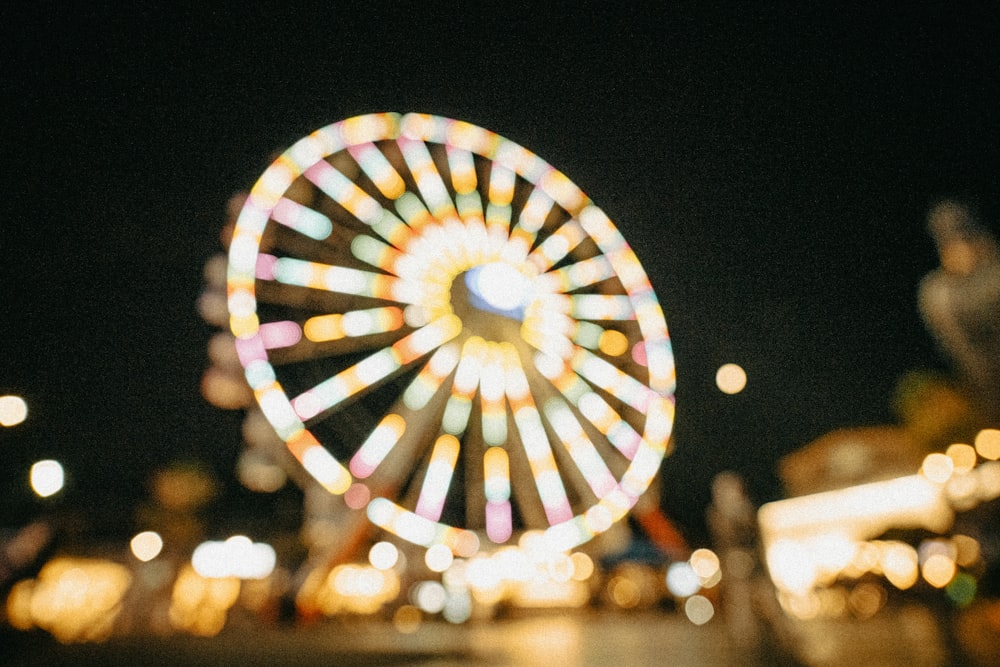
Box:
[227,113,676,557]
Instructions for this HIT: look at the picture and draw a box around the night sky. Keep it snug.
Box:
[3,3,999,543]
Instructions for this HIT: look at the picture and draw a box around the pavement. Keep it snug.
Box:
[7,601,993,666]
[4,609,764,666]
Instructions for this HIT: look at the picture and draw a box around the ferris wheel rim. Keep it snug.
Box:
[227,112,676,554]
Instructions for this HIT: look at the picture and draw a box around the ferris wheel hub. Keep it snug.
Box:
[464,261,534,319]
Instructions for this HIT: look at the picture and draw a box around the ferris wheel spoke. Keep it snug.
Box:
[506,187,556,262]
[567,293,637,320]
[446,145,477,195]
[445,146,497,259]
[233,319,404,370]
[271,197,334,241]
[527,219,587,273]
[542,397,619,499]
[348,233,407,276]
[304,159,386,227]
[503,346,573,526]
[533,351,643,461]
[568,346,660,414]
[483,446,513,543]
[519,356,620,502]
[397,136,459,223]
[258,255,420,304]
[478,342,508,447]
[534,254,616,293]
[351,348,458,489]
[290,314,461,422]
[301,306,406,343]
[346,142,407,200]
[413,434,461,521]
[485,163,515,243]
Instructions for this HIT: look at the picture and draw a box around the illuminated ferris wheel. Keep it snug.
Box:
[227,113,675,557]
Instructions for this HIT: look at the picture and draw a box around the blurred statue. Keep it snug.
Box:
[919,199,1000,422]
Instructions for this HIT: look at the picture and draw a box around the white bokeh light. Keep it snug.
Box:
[30,460,64,498]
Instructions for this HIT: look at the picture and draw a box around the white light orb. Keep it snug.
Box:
[0,395,28,427]
[130,531,164,562]
[30,460,64,498]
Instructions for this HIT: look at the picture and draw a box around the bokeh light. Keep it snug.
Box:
[30,460,64,498]
[975,428,1000,460]
[921,453,954,484]
[922,553,956,588]
[425,544,454,573]
[689,548,721,581]
[715,363,747,395]
[0,395,28,426]
[685,595,715,625]
[412,580,447,613]
[191,536,276,579]
[368,541,399,570]
[392,604,422,633]
[666,561,702,598]
[6,557,132,643]
[130,531,164,562]
[946,443,977,474]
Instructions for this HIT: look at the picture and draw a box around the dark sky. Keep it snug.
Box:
[3,3,999,542]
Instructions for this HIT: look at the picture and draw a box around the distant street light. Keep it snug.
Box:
[0,395,28,427]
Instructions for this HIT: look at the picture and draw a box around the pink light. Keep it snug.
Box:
[258,321,302,349]
[255,253,278,281]
[631,341,647,367]
[344,483,372,510]
[486,500,513,543]
[234,335,267,366]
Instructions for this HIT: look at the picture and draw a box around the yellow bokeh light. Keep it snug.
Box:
[689,548,721,581]
[570,552,595,581]
[715,363,747,395]
[15,557,132,643]
[608,575,641,608]
[0,395,28,426]
[975,429,1000,460]
[130,531,164,562]
[598,330,629,357]
[953,534,982,568]
[392,604,422,633]
[880,542,919,590]
[169,565,240,637]
[946,443,977,474]
[848,582,886,618]
[922,553,957,588]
